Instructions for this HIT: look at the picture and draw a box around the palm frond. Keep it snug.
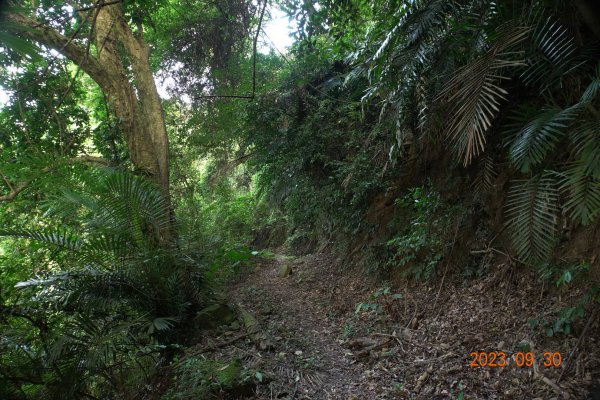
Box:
[14,272,73,288]
[506,105,578,172]
[440,23,530,165]
[521,17,576,87]
[505,172,560,263]
[578,63,600,106]
[403,0,452,48]
[560,162,600,225]
[147,316,178,335]
[94,172,171,238]
[473,153,498,194]
[0,229,81,251]
[570,119,600,178]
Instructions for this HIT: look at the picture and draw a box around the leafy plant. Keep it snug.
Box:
[386,185,455,280]
[538,261,591,287]
[341,323,357,339]
[342,0,600,265]
[528,286,599,337]
[0,171,205,397]
[441,23,530,165]
[505,172,560,263]
[355,302,381,314]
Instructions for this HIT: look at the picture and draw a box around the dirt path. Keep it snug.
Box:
[226,253,599,400]
[229,253,381,399]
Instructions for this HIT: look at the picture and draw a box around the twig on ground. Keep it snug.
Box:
[558,308,598,382]
[470,247,537,268]
[185,331,253,357]
[540,375,568,398]
[433,222,460,313]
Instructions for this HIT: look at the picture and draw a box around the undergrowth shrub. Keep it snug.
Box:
[0,170,206,398]
[386,184,460,280]
[530,262,600,337]
[174,162,264,286]
[163,356,259,400]
[245,55,389,247]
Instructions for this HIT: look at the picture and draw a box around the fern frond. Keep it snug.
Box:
[505,172,560,263]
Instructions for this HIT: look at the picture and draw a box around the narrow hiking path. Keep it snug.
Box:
[228,253,383,399]
[223,253,598,400]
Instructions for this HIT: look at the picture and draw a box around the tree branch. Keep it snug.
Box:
[76,0,123,12]
[4,12,110,87]
[73,155,111,165]
[0,156,109,202]
[0,180,33,202]
[250,0,267,98]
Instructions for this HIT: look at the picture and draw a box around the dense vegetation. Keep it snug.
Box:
[1,0,599,398]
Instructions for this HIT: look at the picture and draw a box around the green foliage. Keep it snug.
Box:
[505,172,560,263]
[529,303,586,337]
[506,106,576,173]
[2,0,600,397]
[341,322,357,339]
[338,0,600,263]
[0,61,93,157]
[0,7,43,62]
[243,0,600,267]
[561,161,600,225]
[528,269,598,337]
[386,185,455,280]
[441,23,530,165]
[355,284,403,318]
[0,170,205,398]
[245,50,389,242]
[150,0,255,97]
[355,302,382,314]
[538,261,591,287]
[163,356,258,400]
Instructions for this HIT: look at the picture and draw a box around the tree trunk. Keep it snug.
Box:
[5,1,173,240]
[5,3,170,195]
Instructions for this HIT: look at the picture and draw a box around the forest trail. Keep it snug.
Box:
[226,253,598,400]
[229,253,383,399]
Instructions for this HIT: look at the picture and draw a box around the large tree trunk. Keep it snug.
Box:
[93,4,170,193]
[5,1,173,240]
[5,2,170,199]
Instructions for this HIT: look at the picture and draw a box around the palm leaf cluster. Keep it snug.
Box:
[0,171,204,398]
[350,0,600,263]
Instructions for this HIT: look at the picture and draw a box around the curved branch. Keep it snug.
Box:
[3,12,110,87]
[0,157,109,202]
[0,180,33,202]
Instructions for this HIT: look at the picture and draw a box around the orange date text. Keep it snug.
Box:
[469,352,562,367]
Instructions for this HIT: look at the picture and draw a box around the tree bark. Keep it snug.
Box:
[5,1,173,240]
[4,2,171,201]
